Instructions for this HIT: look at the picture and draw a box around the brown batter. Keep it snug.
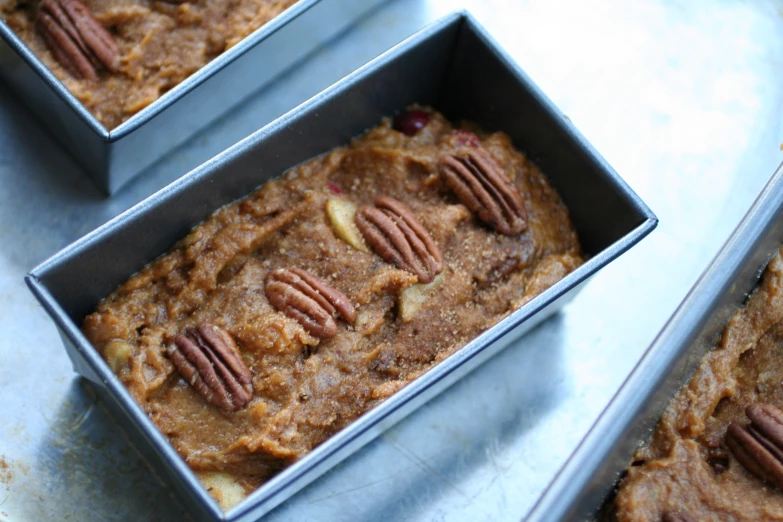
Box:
[82,109,583,508]
[0,0,297,129]
[611,248,783,521]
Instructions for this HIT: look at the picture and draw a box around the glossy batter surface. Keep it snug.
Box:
[612,248,783,521]
[0,0,297,129]
[82,111,582,507]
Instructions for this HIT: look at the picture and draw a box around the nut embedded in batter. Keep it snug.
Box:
[440,148,528,235]
[725,403,783,489]
[168,323,254,412]
[36,0,119,80]
[355,195,444,284]
[264,267,356,339]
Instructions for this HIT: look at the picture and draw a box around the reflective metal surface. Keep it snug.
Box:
[525,160,783,522]
[1,0,783,521]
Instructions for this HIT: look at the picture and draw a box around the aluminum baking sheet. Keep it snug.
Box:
[0,0,386,194]
[2,1,783,521]
[525,160,783,522]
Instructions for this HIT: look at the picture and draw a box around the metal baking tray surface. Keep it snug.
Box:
[0,0,386,194]
[26,11,657,522]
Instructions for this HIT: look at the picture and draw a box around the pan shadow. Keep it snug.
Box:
[21,379,192,522]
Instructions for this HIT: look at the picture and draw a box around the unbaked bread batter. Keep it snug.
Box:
[612,248,783,521]
[1,0,297,128]
[83,109,583,508]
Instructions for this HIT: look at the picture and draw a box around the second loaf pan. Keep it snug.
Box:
[25,11,657,522]
[524,161,783,522]
[0,0,386,194]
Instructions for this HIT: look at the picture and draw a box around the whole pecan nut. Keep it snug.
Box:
[167,323,254,412]
[265,267,356,339]
[725,403,783,489]
[439,148,527,235]
[36,0,120,80]
[355,196,444,284]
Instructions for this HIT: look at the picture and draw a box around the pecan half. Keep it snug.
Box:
[355,196,444,284]
[265,267,356,339]
[36,0,120,80]
[439,148,527,235]
[662,513,695,522]
[167,323,254,412]
[725,403,783,489]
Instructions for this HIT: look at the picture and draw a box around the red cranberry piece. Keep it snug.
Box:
[393,110,431,136]
[451,129,480,148]
[327,181,342,194]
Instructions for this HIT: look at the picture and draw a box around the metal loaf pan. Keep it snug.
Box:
[25,12,656,522]
[0,0,386,194]
[525,163,783,522]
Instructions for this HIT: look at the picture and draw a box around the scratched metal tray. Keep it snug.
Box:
[525,162,783,522]
[25,12,656,522]
[0,0,385,194]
